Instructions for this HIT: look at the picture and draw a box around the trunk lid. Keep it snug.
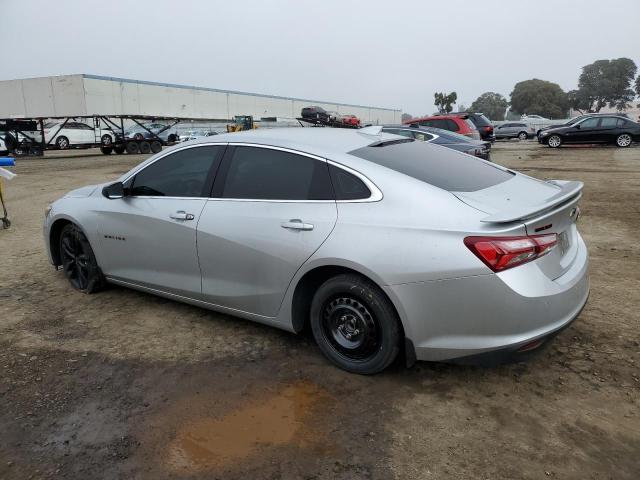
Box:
[453,176,583,279]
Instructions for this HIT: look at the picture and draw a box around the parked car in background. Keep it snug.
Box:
[404,114,480,140]
[438,112,495,141]
[0,135,6,154]
[327,111,343,124]
[41,121,108,149]
[342,114,360,126]
[495,122,536,140]
[382,125,491,160]
[178,130,218,142]
[44,127,589,374]
[124,123,179,143]
[536,113,631,138]
[301,106,330,122]
[539,115,640,148]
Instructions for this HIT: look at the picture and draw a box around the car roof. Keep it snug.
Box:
[186,127,394,156]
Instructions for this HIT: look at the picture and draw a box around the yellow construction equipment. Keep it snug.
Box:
[226,115,258,133]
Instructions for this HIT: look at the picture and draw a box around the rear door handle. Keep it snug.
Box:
[170,211,195,221]
[281,219,314,231]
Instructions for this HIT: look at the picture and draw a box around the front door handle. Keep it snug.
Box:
[170,211,195,221]
[281,219,314,231]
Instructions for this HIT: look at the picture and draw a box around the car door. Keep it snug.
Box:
[596,117,620,142]
[566,117,600,142]
[197,145,338,318]
[96,144,224,297]
[74,122,95,144]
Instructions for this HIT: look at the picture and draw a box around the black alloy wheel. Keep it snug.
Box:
[59,224,103,293]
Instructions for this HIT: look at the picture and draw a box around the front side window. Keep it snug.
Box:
[130,145,222,197]
[220,147,333,200]
[578,118,600,129]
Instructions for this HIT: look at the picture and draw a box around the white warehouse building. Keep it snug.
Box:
[0,74,402,124]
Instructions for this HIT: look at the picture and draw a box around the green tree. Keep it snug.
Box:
[635,74,640,97]
[400,113,413,123]
[434,92,457,113]
[510,79,568,119]
[470,92,508,120]
[569,58,637,113]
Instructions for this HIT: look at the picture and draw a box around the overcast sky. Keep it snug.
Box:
[3,0,639,114]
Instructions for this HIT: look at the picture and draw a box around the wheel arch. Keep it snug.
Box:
[48,215,90,267]
[289,263,413,363]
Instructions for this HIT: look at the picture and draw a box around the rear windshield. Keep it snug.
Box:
[470,114,492,126]
[349,140,513,192]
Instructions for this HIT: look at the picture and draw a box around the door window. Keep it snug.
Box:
[599,117,618,128]
[219,146,333,200]
[130,145,222,197]
[578,118,600,129]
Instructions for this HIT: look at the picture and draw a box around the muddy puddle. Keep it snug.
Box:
[167,380,332,472]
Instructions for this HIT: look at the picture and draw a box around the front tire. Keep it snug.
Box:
[310,274,401,374]
[547,134,562,148]
[101,134,113,146]
[616,133,632,148]
[518,131,528,140]
[59,224,104,293]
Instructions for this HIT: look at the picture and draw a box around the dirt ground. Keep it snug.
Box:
[0,141,638,480]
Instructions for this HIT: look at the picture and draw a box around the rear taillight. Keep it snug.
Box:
[484,126,493,132]
[464,234,557,272]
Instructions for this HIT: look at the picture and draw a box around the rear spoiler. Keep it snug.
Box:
[481,180,583,223]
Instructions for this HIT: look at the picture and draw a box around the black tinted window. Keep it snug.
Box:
[599,117,618,128]
[221,147,333,200]
[470,114,492,127]
[350,140,513,192]
[328,165,371,200]
[131,146,221,197]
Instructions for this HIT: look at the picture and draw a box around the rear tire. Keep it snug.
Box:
[547,134,562,148]
[101,134,113,146]
[114,145,126,154]
[518,131,528,140]
[126,141,140,154]
[139,141,151,154]
[56,136,70,150]
[150,140,162,153]
[59,224,104,293]
[310,274,401,374]
[100,146,113,155]
[616,133,632,148]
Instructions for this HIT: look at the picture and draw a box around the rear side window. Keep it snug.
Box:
[328,165,371,200]
[131,145,222,197]
[464,119,476,131]
[413,132,434,142]
[599,117,618,128]
[219,146,333,200]
[350,140,513,192]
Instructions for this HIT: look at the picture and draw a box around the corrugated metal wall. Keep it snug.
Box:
[0,75,401,124]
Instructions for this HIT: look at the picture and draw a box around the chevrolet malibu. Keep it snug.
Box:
[44,127,589,374]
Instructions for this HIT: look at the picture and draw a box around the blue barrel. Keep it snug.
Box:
[0,157,15,167]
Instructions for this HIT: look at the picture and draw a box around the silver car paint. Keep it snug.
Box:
[44,128,589,361]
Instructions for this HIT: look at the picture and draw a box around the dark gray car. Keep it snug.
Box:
[382,125,491,160]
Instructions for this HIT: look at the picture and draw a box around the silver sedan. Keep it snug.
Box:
[43,127,589,374]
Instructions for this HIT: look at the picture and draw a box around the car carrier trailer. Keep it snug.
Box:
[0,114,227,157]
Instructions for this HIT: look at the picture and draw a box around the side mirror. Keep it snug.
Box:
[102,181,125,199]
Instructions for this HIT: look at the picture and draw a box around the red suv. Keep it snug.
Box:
[404,114,481,140]
[342,114,360,126]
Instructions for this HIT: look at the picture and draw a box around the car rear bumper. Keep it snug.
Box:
[385,234,589,363]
